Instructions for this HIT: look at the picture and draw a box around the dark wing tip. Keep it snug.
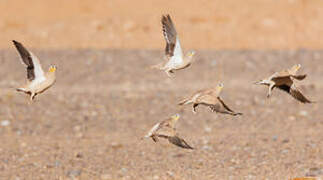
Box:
[169,136,194,150]
[234,112,243,116]
[293,74,307,80]
[166,14,171,20]
[12,40,21,46]
[161,14,172,24]
[161,14,168,22]
[12,40,27,52]
[162,14,170,18]
[289,85,314,103]
[185,143,194,150]
[301,98,313,104]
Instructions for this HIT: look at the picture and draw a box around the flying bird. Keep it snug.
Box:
[151,14,196,77]
[13,40,57,101]
[143,114,194,149]
[179,83,242,115]
[254,64,313,103]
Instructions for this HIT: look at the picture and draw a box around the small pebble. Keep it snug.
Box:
[299,110,308,117]
[211,60,217,66]
[204,126,212,133]
[1,120,10,127]
[288,116,296,120]
[101,174,111,179]
[202,145,212,151]
[67,169,82,177]
[121,167,127,174]
[166,171,174,177]
[282,139,290,143]
[281,149,289,154]
[75,152,83,158]
[54,160,61,167]
[306,167,323,177]
[73,126,81,132]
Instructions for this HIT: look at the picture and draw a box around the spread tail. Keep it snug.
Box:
[150,63,164,70]
[178,98,192,105]
[16,88,26,92]
[233,112,243,116]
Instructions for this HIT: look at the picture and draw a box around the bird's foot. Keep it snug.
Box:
[166,72,173,77]
[210,106,216,112]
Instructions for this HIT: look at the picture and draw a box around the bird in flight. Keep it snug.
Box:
[179,83,243,115]
[151,14,196,77]
[254,64,314,103]
[143,114,194,149]
[13,40,57,101]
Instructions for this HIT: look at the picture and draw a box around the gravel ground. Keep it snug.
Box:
[0,49,322,179]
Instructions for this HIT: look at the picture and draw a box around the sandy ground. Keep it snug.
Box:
[0,49,322,179]
[1,0,323,49]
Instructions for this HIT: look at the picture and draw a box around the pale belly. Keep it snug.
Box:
[166,56,190,70]
[29,78,54,93]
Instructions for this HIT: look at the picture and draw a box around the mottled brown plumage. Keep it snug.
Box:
[143,114,194,149]
[254,64,313,103]
[179,83,242,115]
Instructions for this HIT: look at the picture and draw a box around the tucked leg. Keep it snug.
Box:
[30,93,36,101]
[267,82,275,98]
[165,69,174,77]
[210,106,215,112]
[165,70,172,77]
[192,104,198,114]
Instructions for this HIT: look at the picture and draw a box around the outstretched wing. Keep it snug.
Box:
[13,40,45,81]
[217,97,235,112]
[155,134,193,149]
[161,15,183,60]
[277,84,313,103]
[167,136,194,149]
[145,122,161,138]
[291,74,307,80]
[289,84,313,103]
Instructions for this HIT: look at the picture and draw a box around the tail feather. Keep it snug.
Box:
[178,98,191,105]
[150,63,164,70]
[16,88,26,92]
[292,74,307,80]
[233,112,243,116]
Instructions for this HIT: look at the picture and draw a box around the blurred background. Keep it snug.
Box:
[1,0,323,49]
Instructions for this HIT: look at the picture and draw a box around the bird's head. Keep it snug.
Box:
[49,65,57,73]
[293,64,301,70]
[215,83,224,96]
[186,50,196,58]
[171,113,180,121]
[217,83,224,89]
[289,64,301,74]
